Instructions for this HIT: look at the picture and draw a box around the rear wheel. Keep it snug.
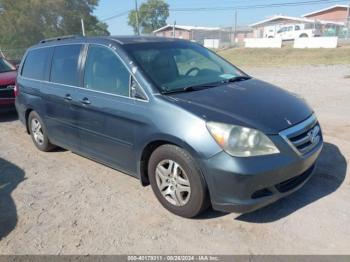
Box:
[148,144,209,218]
[28,111,55,152]
[299,33,308,38]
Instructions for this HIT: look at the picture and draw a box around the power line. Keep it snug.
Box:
[101,10,130,22]
[101,0,346,22]
[170,0,346,12]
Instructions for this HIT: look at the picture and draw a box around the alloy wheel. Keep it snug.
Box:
[155,159,191,206]
[31,118,44,145]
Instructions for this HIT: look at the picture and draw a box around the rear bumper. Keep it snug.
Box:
[201,135,323,214]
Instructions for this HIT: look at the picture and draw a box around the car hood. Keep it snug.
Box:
[165,79,313,134]
[0,71,17,85]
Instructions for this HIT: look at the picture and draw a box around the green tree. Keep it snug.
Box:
[0,0,109,59]
[128,0,169,35]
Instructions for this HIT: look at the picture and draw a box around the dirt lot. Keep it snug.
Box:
[219,47,350,67]
[0,65,349,255]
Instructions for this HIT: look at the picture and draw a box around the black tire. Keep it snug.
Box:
[28,111,55,152]
[148,144,209,218]
[299,33,308,38]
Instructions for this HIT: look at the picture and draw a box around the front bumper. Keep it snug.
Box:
[0,98,15,111]
[0,87,15,110]
[201,133,323,214]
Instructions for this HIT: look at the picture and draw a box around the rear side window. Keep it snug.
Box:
[50,45,82,86]
[22,48,51,80]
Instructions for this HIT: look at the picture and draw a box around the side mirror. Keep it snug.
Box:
[15,64,19,71]
[130,77,147,101]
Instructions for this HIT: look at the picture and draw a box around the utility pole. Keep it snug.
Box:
[234,10,237,47]
[81,18,86,36]
[346,1,350,39]
[173,21,176,38]
[135,0,140,36]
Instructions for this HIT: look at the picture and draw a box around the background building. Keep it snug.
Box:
[303,5,349,22]
[250,15,345,38]
[153,24,253,48]
[153,25,221,41]
[152,4,350,48]
[250,5,349,39]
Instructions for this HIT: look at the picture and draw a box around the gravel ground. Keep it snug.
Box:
[0,65,349,255]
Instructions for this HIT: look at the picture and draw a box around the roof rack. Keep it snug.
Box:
[39,35,82,44]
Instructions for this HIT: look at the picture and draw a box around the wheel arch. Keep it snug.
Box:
[25,108,34,134]
[138,136,203,187]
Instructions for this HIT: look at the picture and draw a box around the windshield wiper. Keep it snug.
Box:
[225,75,251,83]
[163,81,223,94]
[163,76,251,94]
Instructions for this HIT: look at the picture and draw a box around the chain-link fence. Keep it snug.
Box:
[153,15,350,49]
[153,26,253,49]
[321,18,349,38]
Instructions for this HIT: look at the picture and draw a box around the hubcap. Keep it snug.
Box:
[155,160,191,206]
[31,118,44,145]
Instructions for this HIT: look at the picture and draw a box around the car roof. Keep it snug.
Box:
[109,36,185,45]
[30,35,187,50]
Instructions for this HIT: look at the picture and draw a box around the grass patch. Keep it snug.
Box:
[218,46,350,67]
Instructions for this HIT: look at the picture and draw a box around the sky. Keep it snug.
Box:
[94,0,350,35]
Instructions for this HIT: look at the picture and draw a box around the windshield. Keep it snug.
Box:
[0,58,16,73]
[124,41,247,93]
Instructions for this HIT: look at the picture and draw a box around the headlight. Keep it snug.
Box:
[206,122,280,157]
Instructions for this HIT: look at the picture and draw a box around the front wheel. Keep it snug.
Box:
[148,144,209,218]
[28,111,55,152]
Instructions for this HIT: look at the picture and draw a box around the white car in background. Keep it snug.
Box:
[266,24,321,40]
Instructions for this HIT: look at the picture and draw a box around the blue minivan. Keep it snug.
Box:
[15,36,323,218]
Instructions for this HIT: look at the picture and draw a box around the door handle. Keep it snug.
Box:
[64,94,72,101]
[80,97,91,105]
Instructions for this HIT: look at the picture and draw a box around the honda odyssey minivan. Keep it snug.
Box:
[15,36,323,218]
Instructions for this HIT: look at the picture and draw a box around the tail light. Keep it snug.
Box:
[14,83,19,97]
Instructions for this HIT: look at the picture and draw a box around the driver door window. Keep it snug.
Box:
[84,45,130,97]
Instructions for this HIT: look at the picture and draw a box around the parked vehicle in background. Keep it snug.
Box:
[0,57,17,111]
[16,36,323,218]
[266,24,320,40]
[8,59,22,69]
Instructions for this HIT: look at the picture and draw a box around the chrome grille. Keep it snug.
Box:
[280,114,322,155]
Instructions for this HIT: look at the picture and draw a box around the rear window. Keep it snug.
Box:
[22,48,51,80]
[50,45,82,86]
